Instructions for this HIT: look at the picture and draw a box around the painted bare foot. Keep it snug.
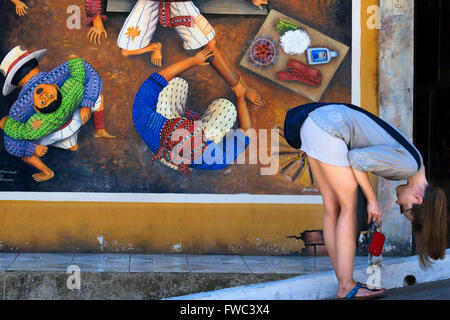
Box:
[151,42,162,67]
[32,170,55,182]
[69,144,79,152]
[245,87,263,106]
[94,129,116,139]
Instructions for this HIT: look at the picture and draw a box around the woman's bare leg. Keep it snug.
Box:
[308,157,340,273]
[311,157,383,298]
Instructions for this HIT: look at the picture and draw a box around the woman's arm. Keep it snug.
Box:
[351,167,383,227]
[348,145,419,181]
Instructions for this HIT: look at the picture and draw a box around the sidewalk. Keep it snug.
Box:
[1,252,449,300]
[169,249,450,300]
[0,252,375,274]
[1,252,356,300]
[380,279,450,300]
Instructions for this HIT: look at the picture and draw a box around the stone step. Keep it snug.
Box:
[107,0,269,15]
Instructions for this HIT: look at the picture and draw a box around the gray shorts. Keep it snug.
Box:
[300,116,350,167]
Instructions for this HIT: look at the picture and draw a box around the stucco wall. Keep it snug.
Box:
[378,0,415,254]
[0,0,380,254]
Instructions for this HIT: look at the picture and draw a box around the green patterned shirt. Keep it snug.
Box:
[4,58,85,141]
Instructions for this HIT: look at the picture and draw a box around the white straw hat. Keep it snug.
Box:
[0,46,47,96]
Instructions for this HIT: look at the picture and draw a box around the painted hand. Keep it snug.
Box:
[251,0,268,10]
[193,48,214,66]
[88,16,107,45]
[80,107,91,125]
[14,0,29,16]
[232,78,248,98]
[32,119,42,130]
[0,116,7,130]
[66,54,79,61]
[367,200,383,229]
[34,145,48,157]
[88,26,107,45]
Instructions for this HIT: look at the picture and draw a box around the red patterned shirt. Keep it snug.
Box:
[85,1,200,26]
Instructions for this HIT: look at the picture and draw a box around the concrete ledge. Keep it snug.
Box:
[106,0,269,15]
[168,249,450,300]
[0,272,291,300]
[381,279,450,300]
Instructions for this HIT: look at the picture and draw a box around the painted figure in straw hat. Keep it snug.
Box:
[0,46,115,182]
[3,58,86,143]
[85,0,265,106]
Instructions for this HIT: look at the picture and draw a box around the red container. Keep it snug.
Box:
[369,232,385,256]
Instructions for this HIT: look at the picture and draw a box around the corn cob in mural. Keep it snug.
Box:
[273,125,312,187]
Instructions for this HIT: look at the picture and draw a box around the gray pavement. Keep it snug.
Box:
[0,252,374,274]
[1,252,449,300]
[380,279,450,300]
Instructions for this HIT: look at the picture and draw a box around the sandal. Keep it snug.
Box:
[357,282,386,292]
[337,283,386,300]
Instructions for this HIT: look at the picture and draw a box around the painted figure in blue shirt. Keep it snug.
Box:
[133,48,252,175]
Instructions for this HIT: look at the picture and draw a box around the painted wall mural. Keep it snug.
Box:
[0,0,352,196]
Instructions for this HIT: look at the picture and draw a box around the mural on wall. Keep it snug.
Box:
[0,0,352,195]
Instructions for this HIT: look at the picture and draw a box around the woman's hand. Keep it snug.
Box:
[193,48,214,65]
[367,200,383,229]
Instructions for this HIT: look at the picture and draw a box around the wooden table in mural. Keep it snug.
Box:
[240,10,350,102]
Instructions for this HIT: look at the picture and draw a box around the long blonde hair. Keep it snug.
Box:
[412,185,448,269]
